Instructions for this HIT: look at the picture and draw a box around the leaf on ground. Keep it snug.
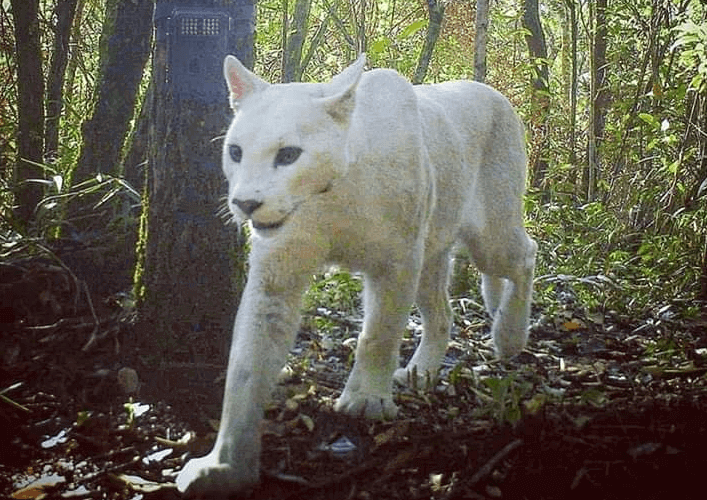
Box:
[561,319,584,331]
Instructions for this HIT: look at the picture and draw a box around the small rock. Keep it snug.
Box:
[117,367,139,395]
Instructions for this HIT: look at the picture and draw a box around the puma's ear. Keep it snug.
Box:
[322,54,366,125]
[329,53,366,93]
[223,55,269,110]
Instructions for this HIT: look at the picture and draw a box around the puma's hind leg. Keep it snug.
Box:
[489,230,537,358]
[394,250,453,388]
[467,227,537,358]
[481,273,504,317]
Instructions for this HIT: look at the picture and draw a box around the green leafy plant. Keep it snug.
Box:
[304,270,362,315]
[472,374,533,425]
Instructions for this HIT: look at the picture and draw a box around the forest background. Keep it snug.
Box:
[1,0,706,346]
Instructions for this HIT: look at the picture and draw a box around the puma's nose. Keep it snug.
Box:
[233,198,263,216]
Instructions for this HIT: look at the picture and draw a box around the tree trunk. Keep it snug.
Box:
[70,0,153,230]
[55,0,153,305]
[123,82,153,195]
[413,0,445,84]
[63,0,87,106]
[564,0,578,171]
[140,0,255,365]
[10,0,45,230]
[474,0,489,83]
[701,236,707,302]
[522,0,550,191]
[282,0,312,82]
[45,0,79,164]
[587,0,608,202]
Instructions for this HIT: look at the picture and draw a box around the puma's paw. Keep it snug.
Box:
[393,366,438,390]
[494,340,526,360]
[492,325,528,359]
[334,391,398,420]
[176,453,259,498]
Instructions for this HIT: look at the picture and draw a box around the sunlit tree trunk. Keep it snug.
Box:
[474,0,489,83]
[282,0,312,82]
[10,0,44,230]
[63,0,86,111]
[413,0,445,84]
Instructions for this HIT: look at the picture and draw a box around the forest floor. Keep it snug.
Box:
[2,257,707,500]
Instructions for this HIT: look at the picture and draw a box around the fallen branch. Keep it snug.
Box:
[468,438,523,486]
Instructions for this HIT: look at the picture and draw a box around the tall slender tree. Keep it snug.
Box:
[563,0,578,170]
[413,0,445,84]
[282,0,312,82]
[523,0,550,190]
[587,0,608,201]
[474,0,489,83]
[45,0,79,164]
[10,0,44,230]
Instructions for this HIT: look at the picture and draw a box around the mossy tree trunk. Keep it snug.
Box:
[281,0,312,83]
[57,0,154,302]
[587,0,608,202]
[69,0,154,231]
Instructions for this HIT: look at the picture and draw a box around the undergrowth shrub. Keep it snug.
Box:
[526,193,705,322]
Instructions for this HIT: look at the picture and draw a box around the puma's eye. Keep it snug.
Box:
[274,146,302,167]
[228,144,242,163]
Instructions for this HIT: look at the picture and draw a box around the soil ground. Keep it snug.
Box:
[2,258,707,500]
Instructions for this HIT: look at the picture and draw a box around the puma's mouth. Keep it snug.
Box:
[252,217,287,231]
[249,183,332,233]
[250,206,297,232]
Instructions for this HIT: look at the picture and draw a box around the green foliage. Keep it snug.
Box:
[1,0,111,234]
[254,0,428,82]
[123,398,137,429]
[304,270,362,315]
[36,170,140,238]
[673,18,707,92]
[526,193,705,320]
[473,373,533,425]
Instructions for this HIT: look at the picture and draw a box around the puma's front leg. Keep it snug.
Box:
[336,265,420,419]
[176,262,307,497]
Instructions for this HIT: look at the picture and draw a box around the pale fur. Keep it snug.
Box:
[176,54,537,496]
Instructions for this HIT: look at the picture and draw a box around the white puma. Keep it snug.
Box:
[176,54,537,496]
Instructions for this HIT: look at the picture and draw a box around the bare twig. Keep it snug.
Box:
[81,279,102,351]
[468,438,523,486]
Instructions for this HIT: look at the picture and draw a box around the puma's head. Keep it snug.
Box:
[222,55,366,234]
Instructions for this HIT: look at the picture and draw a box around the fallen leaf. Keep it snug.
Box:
[11,474,65,499]
[562,319,584,331]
